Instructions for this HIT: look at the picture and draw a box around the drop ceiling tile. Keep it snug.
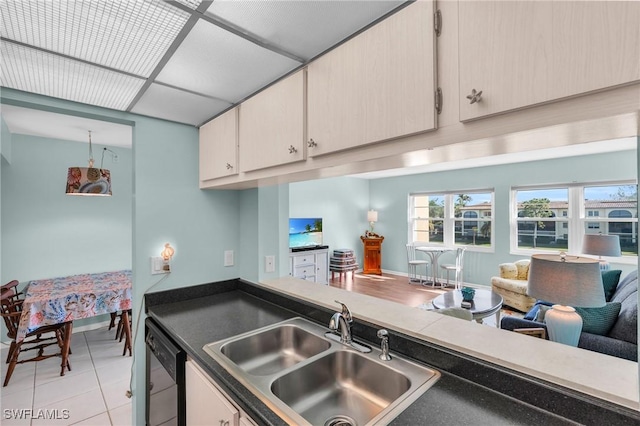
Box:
[0,0,190,77]
[174,0,203,10]
[1,42,145,111]
[155,19,301,102]
[205,0,406,61]
[130,83,232,126]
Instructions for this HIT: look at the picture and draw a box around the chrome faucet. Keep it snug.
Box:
[327,300,371,353]
[329,300,353,344]
[377,329,392,361]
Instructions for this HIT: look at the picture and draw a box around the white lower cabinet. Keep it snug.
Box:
[289,248,329,285]
[185,359,257,426]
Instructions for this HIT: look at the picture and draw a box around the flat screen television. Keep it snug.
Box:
[289,217,323,250]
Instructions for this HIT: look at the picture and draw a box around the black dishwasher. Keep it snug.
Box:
[146,318,186,426]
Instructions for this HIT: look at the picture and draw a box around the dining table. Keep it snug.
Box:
[17,269,133,369]
[415,246,454,287]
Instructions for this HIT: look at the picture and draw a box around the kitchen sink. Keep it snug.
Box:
[217,323,330,375]
[203,317,439,425]
[271,350,412,426]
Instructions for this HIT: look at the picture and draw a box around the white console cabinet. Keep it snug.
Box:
[289,248,329,285]
[185,359,257,426]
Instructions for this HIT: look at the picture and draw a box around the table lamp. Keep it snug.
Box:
[527,253,605,346]
[581,233,621,270]
[367,210,378,232]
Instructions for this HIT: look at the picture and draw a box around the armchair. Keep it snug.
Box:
[490,260,536,312]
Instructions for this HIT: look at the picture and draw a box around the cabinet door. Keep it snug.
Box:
[239,70,305,172]
[199,107,238,181]
[307,1,436,156]
[459,1,640,121]
[185,360,239,426]
[315,251,328,285]
[458,1,553,121]
[362,239,382,275]
[551,1,640,99]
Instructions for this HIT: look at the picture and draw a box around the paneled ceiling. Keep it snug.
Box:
[0,0,408,127]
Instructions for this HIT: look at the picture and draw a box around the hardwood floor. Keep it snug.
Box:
[329,272,450,308]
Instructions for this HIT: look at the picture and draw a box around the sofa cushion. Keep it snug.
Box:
[601,270,622,302]
[491,277,528,295]
[608,271,637,344]
[574,302,621,335]
[535,304,552,322]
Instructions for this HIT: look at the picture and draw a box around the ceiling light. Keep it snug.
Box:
[66,130,112,196]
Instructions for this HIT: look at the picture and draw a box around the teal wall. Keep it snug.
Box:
[289,177,370,264]
[2,135,132,282]
[0,88,242,426]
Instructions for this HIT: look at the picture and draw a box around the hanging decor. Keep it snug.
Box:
[66,130,112,196]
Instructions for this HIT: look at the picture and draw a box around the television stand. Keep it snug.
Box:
[289,247,329,285]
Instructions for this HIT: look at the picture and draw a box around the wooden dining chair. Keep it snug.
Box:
[115,309,132,356]
[1,280,23,302]
[1,292,72,387]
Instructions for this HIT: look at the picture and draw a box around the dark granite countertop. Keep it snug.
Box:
[146,279,639,426]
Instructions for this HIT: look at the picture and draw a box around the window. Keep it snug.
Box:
[410,191,493,248]
[511,183,638,257]
[584,185,637,255]
[514,188,568,251]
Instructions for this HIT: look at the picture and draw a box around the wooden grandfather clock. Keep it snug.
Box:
[361,231,384,275]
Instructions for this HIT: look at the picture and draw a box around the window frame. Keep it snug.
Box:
[409,190,495,251]
[510,181,637,262]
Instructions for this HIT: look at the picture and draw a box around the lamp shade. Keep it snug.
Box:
[581,234,622,257]
[66,167,112,196]
[527,254,605,308]
[367,210,378,223]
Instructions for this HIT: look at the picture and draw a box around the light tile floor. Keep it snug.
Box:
[1,327,132,426]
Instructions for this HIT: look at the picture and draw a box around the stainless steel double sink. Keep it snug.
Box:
[203,317,440,426]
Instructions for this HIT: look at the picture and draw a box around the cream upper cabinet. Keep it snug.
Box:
[199,107,238,182]
[307,0,436,157]
[239,70,305,172]
[551,1,640,99]
[459,1,640,122]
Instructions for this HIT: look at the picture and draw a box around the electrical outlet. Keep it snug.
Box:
[224,250,234,267]
[151,257,168,274]
[265,255,275,273]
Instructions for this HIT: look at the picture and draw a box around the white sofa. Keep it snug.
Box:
[490,259,536,312]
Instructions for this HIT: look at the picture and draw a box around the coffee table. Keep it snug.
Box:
[432,288,503,327]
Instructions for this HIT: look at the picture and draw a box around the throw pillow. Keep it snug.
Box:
[535,305,552,322]
[601,270,622,302]
[574,302,622,336]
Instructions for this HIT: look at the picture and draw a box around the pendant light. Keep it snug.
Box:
[65,131,112,196]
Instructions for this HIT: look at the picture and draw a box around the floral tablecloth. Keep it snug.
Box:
[17,270,132,342]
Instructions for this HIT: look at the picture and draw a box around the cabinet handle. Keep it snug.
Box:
[466,89,483,104]
[225,163,233,170]
[307,138,317,148]
[288,145,298,154]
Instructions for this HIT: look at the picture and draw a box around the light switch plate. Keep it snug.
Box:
[224,250,234,267]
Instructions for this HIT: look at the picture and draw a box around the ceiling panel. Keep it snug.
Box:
[155,19,302,102]
[1,42,145,111]
[0,0,190,77]
[1,105,132,148]
[130,83,232,126]
[206,0,405,61]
